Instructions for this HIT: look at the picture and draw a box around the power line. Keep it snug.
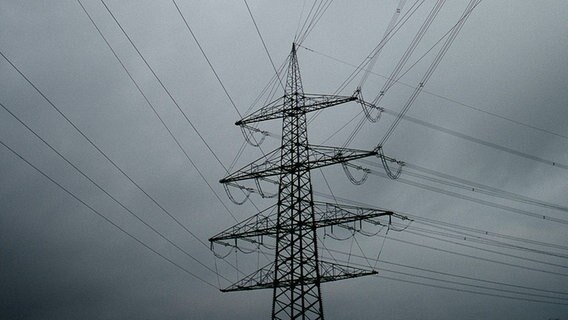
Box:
[167,5,280,271]
[408,214,568,252]
[294,0,334,45]
[171,0,270,163]
[97,0,264,217]
[258,246,568,305]
[324,248,568,297]
[357,158,568,213]
[252,176,568,253]
[0,138,218,289]
[99,0,226,171]
[376,275,568,306]
[372,0,447,106]
[168,1,278,269]
[256,176,568,253]
[330,0,428,96]
[1,47,246,278]
[321,217,568,275]
[320,225,568,278]
[392,222,568,260]
[0,100,230,282]
[77,0,275,278]
[378,0,481,147]
[303,0,428,126]
[246,235,568,301]
[0,47,232,232]
[311,191,568,253]
[242,0,285,90]
[171,0,245,117]
[386,235,568,278]
[84,1,273,273]
[382,107,568,170]
[301,0,566,158]
[335,0,481,148]
[325,253,568,304]
[301,40,568,143]
[343,0,442,147]
[403,228,568,271]
[296,160,568,225]
[296,0,334,45]
[75,0,238,222]
[316,102,568,172]
[364,166,568,225]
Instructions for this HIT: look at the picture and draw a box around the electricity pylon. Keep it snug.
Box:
[210,43,406,319]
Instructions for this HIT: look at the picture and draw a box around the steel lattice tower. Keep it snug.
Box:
[210,43,406,319]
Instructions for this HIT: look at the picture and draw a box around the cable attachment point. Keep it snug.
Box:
[240,124,269,147]
[342,162,370,185]
[354,87,383,123]
[211,242,234,259]
[376,146,404,179]
[255,178,277,199]
[223,182,252,205]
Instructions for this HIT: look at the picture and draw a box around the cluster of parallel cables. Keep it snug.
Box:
[2,0,568,307]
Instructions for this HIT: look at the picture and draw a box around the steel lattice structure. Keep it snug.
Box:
[210,44,406,319]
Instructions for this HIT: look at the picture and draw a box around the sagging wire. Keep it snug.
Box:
[373,230,388,270]
[358,223,386,237]
[353,235,374,269]
[323,222,357,241]
[358,0,409,88]
[213,236,276,253]
[372,215,400,269]
[324,222,379,240]
[214,257,222,288]
[212,244,234,260]
[326,229,357,241]
[224,178,277,201]
[348,235,355,264]
[223,183,252,205]
[377,146,404,179]
[342,162,370,185]
[235,246,258,254]
[257,241,261,271]
[255,178,277,198]
[390,219,414,232]
[354,87,384,123]
[235,247,239,282]
[240,124,270,147]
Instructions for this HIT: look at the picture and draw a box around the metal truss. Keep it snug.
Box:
[210,43,405,319]
[210,201,398,243]
[221,260,377,292]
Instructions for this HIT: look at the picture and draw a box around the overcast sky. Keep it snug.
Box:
[1,1,568,319]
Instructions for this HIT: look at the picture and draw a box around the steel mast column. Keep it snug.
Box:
[210,42,407,320]
[271,43,324,319]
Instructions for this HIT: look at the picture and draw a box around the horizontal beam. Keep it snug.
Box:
[236,93,357,126]
[221,260,377,292]
[220,145,377,183]
[209,201,401,243]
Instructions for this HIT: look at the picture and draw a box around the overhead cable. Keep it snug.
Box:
[0,139,218,289]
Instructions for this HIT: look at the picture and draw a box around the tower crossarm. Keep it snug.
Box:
[221,260,377,292]
[212,43,407,318]
[312,201,401,227]
[209,201,404,245]
[220,145,377,184]
[209,204,279,243]
[235,93,357,126]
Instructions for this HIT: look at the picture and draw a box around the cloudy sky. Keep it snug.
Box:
[1,0,567,319]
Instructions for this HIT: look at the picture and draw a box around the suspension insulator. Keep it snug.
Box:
[342,162,370,185]
[378,147,404,179]
[223,183,251,205]
[240,125,269,147]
